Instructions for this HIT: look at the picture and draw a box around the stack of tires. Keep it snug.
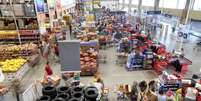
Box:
[69,86,84,101]
[38,86,99,101]
[84,86,99,101]
[41,86,57,100]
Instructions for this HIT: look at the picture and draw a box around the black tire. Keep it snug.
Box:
[84,86,99,100]
[56,93,70,100]
[71,86,84,94]
[57,86,70,94]
[68,98,81,101]
[52,97,65,101]
[39,96,51,101]
[72,92,84,100]
[42,86,57,99]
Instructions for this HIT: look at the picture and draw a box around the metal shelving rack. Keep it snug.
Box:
[0,0,39,45]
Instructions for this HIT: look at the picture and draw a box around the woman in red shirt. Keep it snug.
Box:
[45,61,53,76]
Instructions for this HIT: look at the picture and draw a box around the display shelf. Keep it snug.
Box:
[3,62,29,81]
[80,40,99,76]
[0,0,39,45]
[0,43,38,61]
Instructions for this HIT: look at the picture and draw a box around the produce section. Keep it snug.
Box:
[0,43,38,60]
[80,40,99,76]
[76,32,98,41]
[0,58,27,72]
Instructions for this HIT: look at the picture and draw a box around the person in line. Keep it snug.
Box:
[157,90,167,101]
[146,80,158,101]
[126,48,136,69]
[130,81,138,101]
[138,81,148,101]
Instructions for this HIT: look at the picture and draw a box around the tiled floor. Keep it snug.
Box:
[2,25,201,101]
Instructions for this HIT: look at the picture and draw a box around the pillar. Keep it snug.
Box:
[138,0,142,15]
[154,0,160,11]
[128,0,132,13]
[122,0,125,9]
[180,0,194,24]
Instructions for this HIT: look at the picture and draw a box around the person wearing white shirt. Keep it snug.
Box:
[93,78,104,100]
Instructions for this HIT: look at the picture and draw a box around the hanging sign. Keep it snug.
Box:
[49,0,56,9]
[36,0,45,12]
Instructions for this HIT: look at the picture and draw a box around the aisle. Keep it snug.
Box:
[81,47,157,100]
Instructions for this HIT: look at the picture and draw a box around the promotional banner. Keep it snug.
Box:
[36,0,44,12]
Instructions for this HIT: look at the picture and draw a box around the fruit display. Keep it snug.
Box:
[0,31,18,39]
[0,30,40,45]
[0,58,27,72]
[80,50,98,76]
[0,43,38,61]
[80,41,99,76]
[76,32,97,41]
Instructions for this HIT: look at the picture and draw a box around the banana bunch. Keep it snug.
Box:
[0,58,27,72]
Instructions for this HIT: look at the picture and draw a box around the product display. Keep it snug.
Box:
[80,41,99,76]
[76,32,97,41]
[0,43,38,60]
[38,85,99,101]
[0,58,27,72]
[13,4,25,16]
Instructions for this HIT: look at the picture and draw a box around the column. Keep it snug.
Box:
[154,0,160,11]
[138,0,142,15]
[128,0,132,13]
[180,0,194,24]
[122,0,125,9]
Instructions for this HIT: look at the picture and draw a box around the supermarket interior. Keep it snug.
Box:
[0,0,201,101]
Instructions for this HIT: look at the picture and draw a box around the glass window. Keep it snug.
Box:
[194,0,201,10]
[177,0,186,9]
[159,0,177,8]
[142,0,154,7]
[123,7,129,12]
[132,0,138,5]
[119,0,123,4]
[125,0,130,4]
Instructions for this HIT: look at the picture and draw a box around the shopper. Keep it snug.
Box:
[45,61,53,76]
[185,87,198,101]
[180,48,184,58]
[54,43,59,57]
[126,48,136,69]
[138,81,148,101]
[43,39,50,61]
[130,81,138,101]
[157,90,167,101]
[93,78,104,100]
